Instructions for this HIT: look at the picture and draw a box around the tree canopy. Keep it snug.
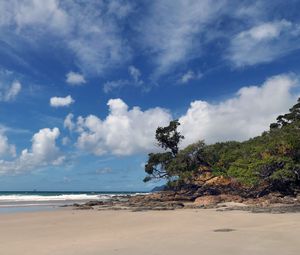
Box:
[144,97,300,194]
[144,120,184,182]
[155,120,184,156]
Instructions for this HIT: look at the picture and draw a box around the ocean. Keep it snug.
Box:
[0,191,146,213]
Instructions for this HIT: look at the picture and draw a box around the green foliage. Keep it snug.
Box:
[166,141,207,176]
[270,97,300,128]
[155,120,184,156]
[144,98,300,193]
[144,152,173,182]
[144,120,184,182]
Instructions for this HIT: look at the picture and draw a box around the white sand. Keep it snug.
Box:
[0,208,299,255]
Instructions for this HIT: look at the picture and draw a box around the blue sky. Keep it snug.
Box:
[0,0,300,191]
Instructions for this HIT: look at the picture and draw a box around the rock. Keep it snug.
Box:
[193,195,222,207]
[192,172,214,185]
[219,194,244,203]
[85,201,104,206]
[74,205,94,210]
[205,176,232,186]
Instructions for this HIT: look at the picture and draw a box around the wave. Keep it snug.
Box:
[0,194,116,202]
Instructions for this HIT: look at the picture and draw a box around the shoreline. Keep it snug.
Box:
[2,190,300,214]
[70,192,300,214]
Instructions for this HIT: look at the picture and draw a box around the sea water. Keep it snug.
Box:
[0,191,145,213]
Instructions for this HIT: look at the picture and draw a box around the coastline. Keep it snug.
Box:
[1,208,300,255]
[0,191,146,213]
[71,191,300,214]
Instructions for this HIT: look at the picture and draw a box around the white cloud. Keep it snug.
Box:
[135,2,299,76]
[128,65,142,84]
[138,0,225,76]
[61,137,70,146]
[179,74,299,146]
[103,80,129,94]
[1,1,297,79]
[107,0,132,19]
[0,133,16,157]
[67,74,299,156]
[228,20,300,67]
[50,95,74,107]
[1,1,294,79]
[14,0,69,33]
[74,98,172,156]
[103,65,143,93]
[0,80,21,102]
[0,1,132,75]
[60,1,132,75]
[0,124,30,135]
[19,128,63,166]
[66,72,86,85]
[0,128,64,174]
[64,113,75,131]
[180,70,202,84]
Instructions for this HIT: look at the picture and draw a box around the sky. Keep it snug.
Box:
[0,0,300,191]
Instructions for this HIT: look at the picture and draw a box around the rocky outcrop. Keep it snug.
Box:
[70,171,300,212]
[71,191,300,213]
[193,195,222,206]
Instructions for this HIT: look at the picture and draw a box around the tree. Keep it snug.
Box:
[270,97,300,128]
[143,152,173,182]
[155,120,184,156]
[144,120,184,182]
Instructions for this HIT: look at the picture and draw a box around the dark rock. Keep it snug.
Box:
[74,205,94,210]
[85,201,104,206]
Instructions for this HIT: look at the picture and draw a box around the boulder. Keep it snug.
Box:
[193,195,222,206]
[219,194,244,203]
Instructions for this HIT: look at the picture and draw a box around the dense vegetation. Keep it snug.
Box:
[144,98,300,195]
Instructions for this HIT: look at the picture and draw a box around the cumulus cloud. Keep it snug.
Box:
[50,95,74,107]
[0,128,64,174]
[67,74,299,155]
[66,72,86,85]
[68,98,172,156]
[0,80,22,102]
[61,137,70,146]
[180,70,202,84]
[0,133,16,157]
[179,74,299,145]
[228,20,300,67]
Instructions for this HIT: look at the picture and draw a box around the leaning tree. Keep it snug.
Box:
[144,120,184,182]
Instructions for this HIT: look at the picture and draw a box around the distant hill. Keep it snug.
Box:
[151,185,166,192]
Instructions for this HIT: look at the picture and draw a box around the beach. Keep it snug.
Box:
[0,208,300,255]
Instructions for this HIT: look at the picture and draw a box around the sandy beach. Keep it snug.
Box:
[0,209,299,255]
